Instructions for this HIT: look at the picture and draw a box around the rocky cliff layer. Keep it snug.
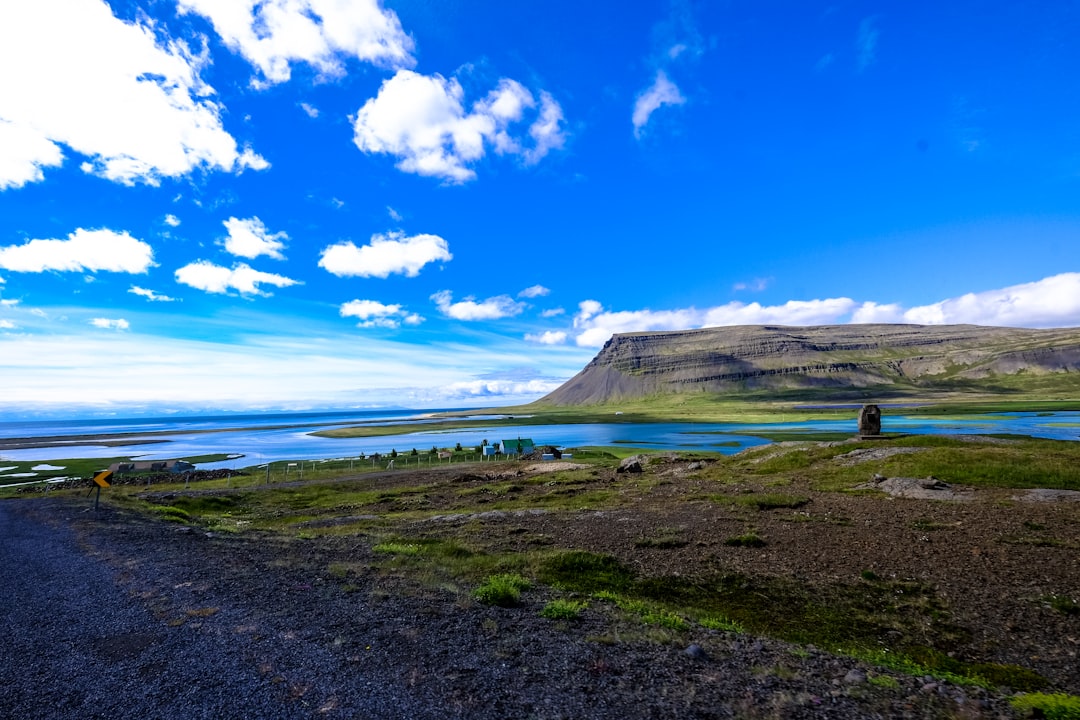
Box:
[541,324,1080,405]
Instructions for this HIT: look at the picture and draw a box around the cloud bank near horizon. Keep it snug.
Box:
[566,272,1080,347]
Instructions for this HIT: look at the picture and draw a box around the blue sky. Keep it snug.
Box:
[2,0,1080,417]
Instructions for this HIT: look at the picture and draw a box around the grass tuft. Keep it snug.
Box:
[1010,692,1080,719]
[473,574,531,607]
[540,599,587,620]
[724,532,766,548]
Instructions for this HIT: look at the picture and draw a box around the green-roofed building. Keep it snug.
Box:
[499,437,535,455]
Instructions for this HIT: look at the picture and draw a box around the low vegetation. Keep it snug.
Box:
[15,428,1080,703]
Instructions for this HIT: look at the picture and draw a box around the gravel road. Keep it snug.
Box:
[0,497,1023,719]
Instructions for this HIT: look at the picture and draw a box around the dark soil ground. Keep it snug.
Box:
[3,442,1079,719]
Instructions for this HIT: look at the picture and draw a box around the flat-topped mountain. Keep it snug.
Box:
[540,324,1080,405]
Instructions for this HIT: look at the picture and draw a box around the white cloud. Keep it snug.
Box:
[129,286,176,302]
[701,299,857,327]
[571,298,859,347]
[387,206,403,222]
[0,0,267,188]
[857,17,879,72]
[574,299,604,325]
[632,70,686,138]
[353,70,566,183]
[518,284,550,298]
[164,214,181,227]
[850,302,904,324]
[523,92,566,164]
[0,119,64,189]
[525,330,567,345]
[178,0,414,86]
[440,378,563,399]
[733,277,771,292]
[222,217,287,260]
[339,299,423,329]
[175,261,299,296]
[300,102,319,119]
[0,228,154,274]
[0,325,592,410]
[569,273,1080,347]
[319,231,451,278]
[0,319,15,329]
[90,317,130,331]
[541,307,566,318]
[0,299,17,307]
[432,290,526,321]
[875,273,1080,328]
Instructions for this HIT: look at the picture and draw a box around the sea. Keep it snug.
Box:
[2,408,1080,471]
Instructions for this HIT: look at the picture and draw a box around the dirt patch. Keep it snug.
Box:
[521,462,590,474]
[1013,488,1080,502]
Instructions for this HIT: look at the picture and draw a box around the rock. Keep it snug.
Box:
[858,405,882,436]
[617,455,646,474]
[683,644,707,660]
[686,461,705,471]
[844,669,867,685]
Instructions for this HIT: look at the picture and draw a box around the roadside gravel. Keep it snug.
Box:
[1,497,1024,719]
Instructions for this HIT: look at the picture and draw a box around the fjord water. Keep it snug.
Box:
[2,409,1080,471]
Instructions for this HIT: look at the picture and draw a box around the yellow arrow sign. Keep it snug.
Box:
[92,470,112,488]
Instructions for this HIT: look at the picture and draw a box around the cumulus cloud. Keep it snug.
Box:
[632,70,686,138]
[90,317,130,331]
[319,231,451,278]
[0,0,267,189]
[518,284,550,298]
[300,102,319,119]
[178,0,414,86]
[0,119,63,189]
[339,299,423,329]
[0,229,154,274]
[129,286,176,302]
[353,70,566,183]
[164,214,181,227]
[175,261,299,296]
[525,330,567,345]
[431,290,526,321]
[222,217,288,260]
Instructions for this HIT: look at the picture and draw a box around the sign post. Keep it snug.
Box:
[90,470,112,511]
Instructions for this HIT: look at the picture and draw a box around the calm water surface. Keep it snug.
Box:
[2,410,1079,470]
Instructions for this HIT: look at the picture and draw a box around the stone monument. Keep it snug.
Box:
[858,404,882,437]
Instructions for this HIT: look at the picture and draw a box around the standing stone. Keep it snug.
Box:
[858,404,882,436]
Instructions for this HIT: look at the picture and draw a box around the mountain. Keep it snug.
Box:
[540,324,1080,405]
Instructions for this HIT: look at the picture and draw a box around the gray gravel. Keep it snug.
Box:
[0,498,1021,719]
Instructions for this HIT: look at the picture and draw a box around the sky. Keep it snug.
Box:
[2,0,1080,418]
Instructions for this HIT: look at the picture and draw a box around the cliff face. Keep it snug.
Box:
[541,324,1080,405]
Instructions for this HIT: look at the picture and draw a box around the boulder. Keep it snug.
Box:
[858,404,882,436]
